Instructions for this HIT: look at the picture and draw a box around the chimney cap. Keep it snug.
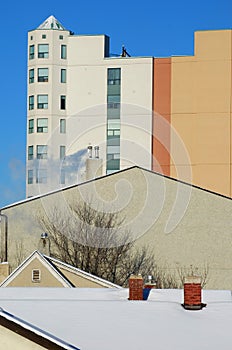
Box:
[129,274,143,280]
[184,276,201,284]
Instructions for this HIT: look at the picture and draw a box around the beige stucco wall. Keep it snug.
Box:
[57,266,105,288]
[170,30,232,197]
[1,167,232,289]
[0,263,9,284]
[0,325,46,350]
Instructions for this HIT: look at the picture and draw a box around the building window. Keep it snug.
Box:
[36,169,47,184]
[42,34,46,39]
[30,36,33,40]
[38,44,49,58]
[60,119,66,133]
[107,68,121,173]
[38,68,48,82]
[29,69,34,83]
[29,45,34,59]
[32,269,41,282]
[61,45,67,59]
[61,69,66,83]
[60,169,65,184]
[37,145,48,159]
[107,95,120,109]
[108,68,121,85]
[59,35,63,40]
[28,119,34,133]
[28,170,33,184]
[29,95,34,110]
[106,157,120,171]
[28,146,33,160]
[37,95,48,109]
[60,145,66,160]
[60,95,66,110]
[107,121,120,139]
[37,118,48,133]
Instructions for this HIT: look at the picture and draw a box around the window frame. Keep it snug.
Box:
[28,170,33,184]
[61,44,67,59]
[37,118,48,133]
[60,95,66,110]
[60,169,65,184]
[36,145,48,159]
[29,95,34,110]
[36,169,47,184]
[28,119,34,134]
[61,69,66,83]
[38,44,49,58]
[28,145,34,160]
[29,45,35,59]
[37,95,48,109]
[38,68,48,82]
[60,119,66,133]
[29,69,34,83]
[60,145,66,160]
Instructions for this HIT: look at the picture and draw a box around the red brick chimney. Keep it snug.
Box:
[129,275,144,300]
[183,276,206,310]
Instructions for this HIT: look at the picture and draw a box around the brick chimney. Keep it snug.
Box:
[183,276,206,310]
[129,275,144,300]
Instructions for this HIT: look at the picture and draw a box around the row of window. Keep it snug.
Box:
[29,68,66,83]
[28,118,66,134]
[28,145,66,161]
[30,34,64,40]
[29,95,66,110]
[28,169,47,184]
[29,44,67,60]
[28,168,65,185]
[29,44,66,59]
[107,68,121,173]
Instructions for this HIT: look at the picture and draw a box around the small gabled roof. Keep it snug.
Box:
[37,15,66,30]
[0,251,121,288]
[0,251,73,288]
[44,254,122,289]
[0,307,80,350]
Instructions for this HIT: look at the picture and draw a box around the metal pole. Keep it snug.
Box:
[0,212,8,262]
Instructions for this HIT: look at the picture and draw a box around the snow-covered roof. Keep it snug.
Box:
[0,306,80,350]
[37,15,66,30]
[0,288,231,350]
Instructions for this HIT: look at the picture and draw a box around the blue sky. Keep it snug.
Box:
[0,0,231,207]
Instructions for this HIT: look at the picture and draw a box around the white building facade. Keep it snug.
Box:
[26,16,153,197]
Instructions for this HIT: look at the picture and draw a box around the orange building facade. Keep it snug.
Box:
[152,29,232,197]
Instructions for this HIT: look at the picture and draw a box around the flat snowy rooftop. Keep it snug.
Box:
[0,288,232,350]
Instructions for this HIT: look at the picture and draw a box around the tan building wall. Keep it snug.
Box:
[1,167,232,289]
[170,30,232,196]
[0,263,9,284]
[0,326,46,350]
[57,266,105,288]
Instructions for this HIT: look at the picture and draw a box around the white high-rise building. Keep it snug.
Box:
[26,15,154,197]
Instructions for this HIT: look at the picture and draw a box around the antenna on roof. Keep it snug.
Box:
[121,45,131,57]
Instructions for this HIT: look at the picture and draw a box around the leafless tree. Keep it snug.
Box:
[37,201,156,287]
[13,239,28,267]
[176,263,209,288]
